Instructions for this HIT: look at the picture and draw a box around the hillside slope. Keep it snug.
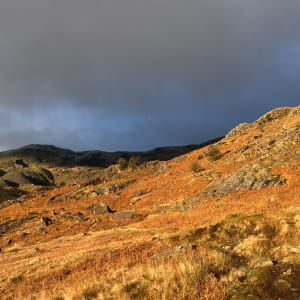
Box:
[0,105,299,299]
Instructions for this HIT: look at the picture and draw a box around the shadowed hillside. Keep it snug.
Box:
[0,138,222,167]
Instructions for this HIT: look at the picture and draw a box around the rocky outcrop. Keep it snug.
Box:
[226,105,300,138]
[226,123,253,138]
[89,179,136,196]
[205,164,286,197]
[257,105,299,124]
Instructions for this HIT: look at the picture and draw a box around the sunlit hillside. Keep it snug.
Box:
[0,105,299,299]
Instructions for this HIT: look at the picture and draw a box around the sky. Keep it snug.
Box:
[0,0,299,151]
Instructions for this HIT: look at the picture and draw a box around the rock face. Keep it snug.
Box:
[206,164,286,197]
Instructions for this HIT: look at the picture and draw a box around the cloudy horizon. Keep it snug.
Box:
[0,1,299,151]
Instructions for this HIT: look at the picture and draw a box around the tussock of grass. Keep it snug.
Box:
[37,250,226,300]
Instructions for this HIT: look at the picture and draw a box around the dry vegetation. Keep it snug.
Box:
[0,105,299,299]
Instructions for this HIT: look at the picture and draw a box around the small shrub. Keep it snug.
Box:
[82,287,99,300]
[128,156,141,169]
[206,146,222,161]
[59,181,66,187]
[117,157,128,170]
[11,275,23,284]
[123,280,148,299]
[190,161,204,172]
[197,154,204,160]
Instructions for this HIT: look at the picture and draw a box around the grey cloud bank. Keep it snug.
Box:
[0,0,299,151]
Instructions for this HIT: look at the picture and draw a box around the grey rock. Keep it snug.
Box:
[74,212,85,221]
[235,267,250,281]
[131,189,151,197]
[87,202,114,215]
[205,164,286,197]
[91,179,136,196]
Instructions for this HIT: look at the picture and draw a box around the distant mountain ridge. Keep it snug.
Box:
[0,138,222,167]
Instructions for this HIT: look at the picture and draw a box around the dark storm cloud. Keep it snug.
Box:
[0,0,299,150]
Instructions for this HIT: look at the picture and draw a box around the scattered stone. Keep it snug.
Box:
[235,267,250,282]
[131,189,152,198]
[283,268,293,276]
[87,202,114,215]
[269,195,278,203]
[130,197,142,205]
[40,217,52,227]
[290,247,300,254]
[29,258,40,265]
[91,219,101,225]
[32,247,40,252]
[223,245,231,251]
[260,259,275,268]
[90,179,136,196]
[6,239,12,246]
[89,191,98,198]
[36,226,46,234]
[74,212,85,221]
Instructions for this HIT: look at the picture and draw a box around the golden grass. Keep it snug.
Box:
[28,249,226,300]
